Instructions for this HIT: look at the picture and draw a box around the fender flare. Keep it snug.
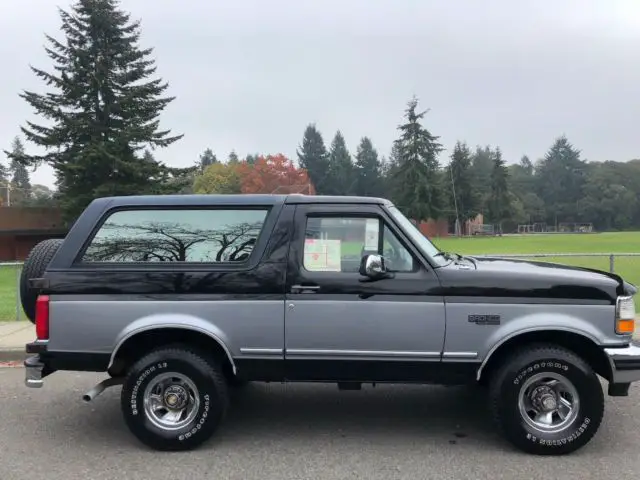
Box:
[475,326,603,382]
[108,322,236,375]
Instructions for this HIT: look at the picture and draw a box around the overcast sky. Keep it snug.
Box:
[1,0,639,189]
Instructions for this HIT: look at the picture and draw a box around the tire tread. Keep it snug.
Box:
[121,344,229,451]
[19,238,64,323]
[488,343,604,455]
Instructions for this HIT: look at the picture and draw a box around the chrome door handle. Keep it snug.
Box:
[291,284,320,293]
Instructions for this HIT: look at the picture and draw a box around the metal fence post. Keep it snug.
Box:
[609,254,615,273]
[15,264,20,321]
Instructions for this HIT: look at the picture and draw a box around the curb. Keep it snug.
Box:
[0,350,26,363]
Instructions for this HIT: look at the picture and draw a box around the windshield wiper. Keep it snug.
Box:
[433,251,455,261]
[434,251,473,265]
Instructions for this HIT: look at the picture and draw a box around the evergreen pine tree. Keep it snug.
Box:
[228,150,239,164]
[535,135,586,223]
[469,145,494,213]
[0,158,7,185]
[488,147,511,232]
[390,96,444,221]
[327,131,355,195]
[448,141,478,231]
[0,159,7,206]
[9,137,31,198]
[6,0,184,221]
[199,148,218,171]
[297,124,330,194]
[354,137,382,197]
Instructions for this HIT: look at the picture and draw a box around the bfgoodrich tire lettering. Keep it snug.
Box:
[489,344,604,455]
[121,346,229,451]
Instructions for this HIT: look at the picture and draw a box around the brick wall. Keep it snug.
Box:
[416,219,449,238]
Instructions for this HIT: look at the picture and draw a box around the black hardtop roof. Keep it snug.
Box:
[91,193,392,208]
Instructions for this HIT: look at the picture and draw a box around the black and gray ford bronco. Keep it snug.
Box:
[20,193,640,455]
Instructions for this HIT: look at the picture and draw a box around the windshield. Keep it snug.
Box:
[386,205,450,267]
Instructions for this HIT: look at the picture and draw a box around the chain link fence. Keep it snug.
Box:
[1,254,639,321]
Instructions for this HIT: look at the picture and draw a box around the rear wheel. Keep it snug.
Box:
[489,344,604,455]
[120,345,229,451]
[19,238,64,323]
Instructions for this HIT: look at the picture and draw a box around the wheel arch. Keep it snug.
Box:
[477,329,613,385]
[108,325,236,381]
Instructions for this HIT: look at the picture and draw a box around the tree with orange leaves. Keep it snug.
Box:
[238,154,315,194]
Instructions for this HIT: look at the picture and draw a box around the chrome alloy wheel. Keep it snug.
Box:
[517,372,580,433]
[143,372,200,431]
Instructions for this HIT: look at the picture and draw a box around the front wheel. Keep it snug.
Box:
[489,344,604,455]
[120,345,229,451]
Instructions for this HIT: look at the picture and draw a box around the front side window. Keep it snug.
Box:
[303,216,417,273]
[82,208,269,263]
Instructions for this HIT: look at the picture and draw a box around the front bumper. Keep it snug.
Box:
[604,341,640,388]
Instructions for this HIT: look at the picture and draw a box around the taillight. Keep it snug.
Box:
[35,295,50,340]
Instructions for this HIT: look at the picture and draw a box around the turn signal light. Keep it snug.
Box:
[616,295,636,335]
[616,319,635,335]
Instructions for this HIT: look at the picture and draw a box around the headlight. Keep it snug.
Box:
[615,295,636,335]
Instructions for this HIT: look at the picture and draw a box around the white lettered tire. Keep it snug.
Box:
[120,345,229,451]
[489,344,604,455]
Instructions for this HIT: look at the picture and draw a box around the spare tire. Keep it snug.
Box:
[19,238,64,324]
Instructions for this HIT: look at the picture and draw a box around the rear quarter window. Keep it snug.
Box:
[81,208,269,263]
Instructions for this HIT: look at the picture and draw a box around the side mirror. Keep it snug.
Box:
[359,253,388,279]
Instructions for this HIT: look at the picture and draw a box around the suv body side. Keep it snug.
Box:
[31,194,633,387]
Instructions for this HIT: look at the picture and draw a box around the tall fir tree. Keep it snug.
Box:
[535,135,586,224]
[390,96,444,221]
[488,147,511,232]
[199,148,218,171]
[297,124,329,194]
[354,136,382,197]
[228,150,239,164]
[469,145,495,213]
[327,131,355,195]
[6,0,184,221]
[0,157,7,185]
[448,141,478,232]
[0,157,7,207]
[9,137,31,198]
[245,154,259,166]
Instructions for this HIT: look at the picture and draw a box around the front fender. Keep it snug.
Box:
[481,312,605,359]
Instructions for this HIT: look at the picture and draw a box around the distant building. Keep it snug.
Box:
[0,207,67,261]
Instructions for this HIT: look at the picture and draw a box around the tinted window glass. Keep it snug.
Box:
[303,216,416,273]
[82,208,269,263]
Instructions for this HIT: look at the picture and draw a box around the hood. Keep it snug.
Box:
[435,256,627,304]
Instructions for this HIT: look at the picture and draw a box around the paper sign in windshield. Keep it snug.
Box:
[364,219,379,251]
[304,239,342,271]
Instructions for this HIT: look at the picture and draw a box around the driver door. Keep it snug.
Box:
[284,203,446,382]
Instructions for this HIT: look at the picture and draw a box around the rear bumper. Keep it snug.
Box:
[24,339,110,388]
[24,354,47,388]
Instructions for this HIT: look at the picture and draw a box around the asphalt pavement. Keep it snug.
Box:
[1,368,640,480]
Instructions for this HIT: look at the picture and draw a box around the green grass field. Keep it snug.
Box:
[431,232,640,291]
[1,232,638,321]
[0,264,22,322]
